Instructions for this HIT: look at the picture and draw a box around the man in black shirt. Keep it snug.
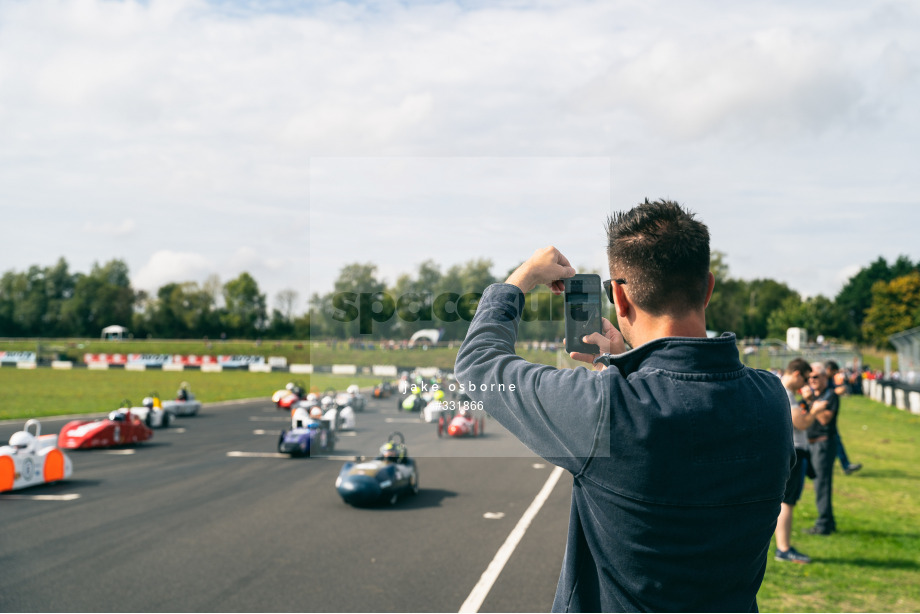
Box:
[803,362,839,535]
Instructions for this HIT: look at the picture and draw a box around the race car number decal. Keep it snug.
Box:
[67,423,102,437]
[22,457,35,481]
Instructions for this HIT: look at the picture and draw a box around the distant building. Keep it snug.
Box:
[786,327,807,351]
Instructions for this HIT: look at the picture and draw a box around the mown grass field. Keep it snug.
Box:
[0,369,378,421]
[758,395,920,612]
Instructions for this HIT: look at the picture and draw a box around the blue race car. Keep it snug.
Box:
[278,406,335,457]
[335,432,418,506]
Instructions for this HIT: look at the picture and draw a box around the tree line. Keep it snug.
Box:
[308,253,920,347]
[2,254,919,347]
[0,258,304,340]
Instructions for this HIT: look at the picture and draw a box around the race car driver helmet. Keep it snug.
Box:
[309,406,324,420]
[142,396,154,409]
[306,393,319,403]
[379,441,407,463]
[346,384,359,395]
[8,430,35,452]
[321,395,336,410]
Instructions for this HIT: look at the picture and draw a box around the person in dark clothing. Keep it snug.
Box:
[803,362,840,535]
[455,200,793,613]
[824,360,863,475]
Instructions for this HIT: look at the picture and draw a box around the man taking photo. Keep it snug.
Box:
[455,200,794,612]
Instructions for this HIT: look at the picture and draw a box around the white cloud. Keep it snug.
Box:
[133,250,215,293]
[0,0,918,305]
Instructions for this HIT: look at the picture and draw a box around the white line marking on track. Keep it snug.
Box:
[483,512,506,520]
[101,449,136,455]
[171,428,187,433]
[385,418,421,423]
[459,465,564,613]
[252,430,272,435]
[227,451,288,458]
[0,493,81,501]
[337,431,357,437]
[226,451,358,461]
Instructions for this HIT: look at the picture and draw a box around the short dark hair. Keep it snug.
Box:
[825,360,840,372]
[606,199,710,316]
[786,358,811,378]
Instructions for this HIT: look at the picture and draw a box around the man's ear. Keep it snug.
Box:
[703,272,716,309]
[613,280,630,318]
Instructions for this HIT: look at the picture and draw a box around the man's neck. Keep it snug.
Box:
[628,311,709,347]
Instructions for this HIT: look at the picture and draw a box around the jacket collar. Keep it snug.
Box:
[593,332,743,376]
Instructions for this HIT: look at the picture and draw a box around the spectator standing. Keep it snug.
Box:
[803,362,839,535]
[825,360,863,475]
[775,358,827,563]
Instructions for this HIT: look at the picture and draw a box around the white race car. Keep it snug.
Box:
[319,393,356,432]
[1,419,74,493]
[335,385,367,412]
[162,383,202,416]
[422,400,446,423]
[128,396,177,428]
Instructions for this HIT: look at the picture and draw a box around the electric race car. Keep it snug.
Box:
[278,405,336,457]
[161,382,202,417]
[439,398,485,438]
[58,404,154,450]
[372,381,394,398]
[335,385,366,412]
[128,394,176,429]
[318,389,356,431]
[421,388,448,423]
[272,381,306,410]
[1,420,73,493]
[335,433,418,506]
[397,390,429,413]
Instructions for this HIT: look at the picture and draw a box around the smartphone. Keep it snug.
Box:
[564,274,602,355]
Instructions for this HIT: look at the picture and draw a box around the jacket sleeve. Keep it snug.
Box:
[454,283,609,474]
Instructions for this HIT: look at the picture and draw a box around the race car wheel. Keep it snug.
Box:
[388,492,399,506]
[410,473,419,496]
[478,418,484,437]
[163,412,171,428]
[145,413,153,428]
[473,421,478,437]
[437,415,444,438]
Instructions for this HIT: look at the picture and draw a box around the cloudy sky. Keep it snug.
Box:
[2,0,918,313]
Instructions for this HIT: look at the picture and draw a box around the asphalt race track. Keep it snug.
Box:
[1,394,571,613]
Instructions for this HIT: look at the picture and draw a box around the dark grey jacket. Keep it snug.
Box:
[455,284,793,613]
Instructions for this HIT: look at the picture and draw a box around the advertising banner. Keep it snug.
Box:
[1,351,37,364]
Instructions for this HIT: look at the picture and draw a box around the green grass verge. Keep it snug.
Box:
[758,395,920,612]
[0,369,379,421]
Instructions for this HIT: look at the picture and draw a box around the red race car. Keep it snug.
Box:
[58,404,154,450]
[439,407,485,438]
